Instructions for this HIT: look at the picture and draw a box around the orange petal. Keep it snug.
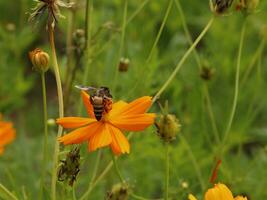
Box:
[81,91,95,118]
[58,122,102,145]
[110,113,156,131]
[108,100,128,118]
[56,117,96,128]
[121,96,152,114]
[88,123,112,152]
[108,125,130,155]
[0,123,16,146]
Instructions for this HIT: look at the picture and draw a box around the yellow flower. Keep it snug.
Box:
[189,183,248,200]
[205,183,234,200]
[0,115,16,155]
[57,91,156,155]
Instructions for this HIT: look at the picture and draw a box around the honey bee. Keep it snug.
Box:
[75,85,113,121]
[213,0,234,13]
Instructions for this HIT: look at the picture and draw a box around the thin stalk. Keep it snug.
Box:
[112,154,125,183]
[49,24,65,200]
[130,193,163,200]
[81,150,102,200]
[112,0,128,91]
[152,17,214,103]
[78,0,93,114]
[164,144,170,200]
[220,19,247,154]
[39,73,48,200]
[178,134,206,191]
[126,0,150,25]
[146,0,173,63]
[0,184,18,200]
[79,133,134,200]
[241,38,265,86]
[175,0,220,143]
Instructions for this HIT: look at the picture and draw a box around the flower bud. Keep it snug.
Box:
[106,183,129,200]
[29,48,50,73]
[155,114,181,143]
[119,57,130,72]
[73,29,86,57]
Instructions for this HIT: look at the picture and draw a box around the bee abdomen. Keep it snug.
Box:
[93,104,104,121]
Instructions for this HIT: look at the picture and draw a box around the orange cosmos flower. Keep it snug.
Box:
[0,115,16,155]
[57,91,156,155]
[188,183,248,200]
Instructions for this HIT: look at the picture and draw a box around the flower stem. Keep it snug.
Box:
[175,0,220,143]
[164,143,170,200]
[178,134,205,191]
[38,73,48,200]
[130,193,163,200]
[112,0,128,91]
[220,18,247,155]
[152,17,214,103]
[111,154,125,183]
[48,25,64,200]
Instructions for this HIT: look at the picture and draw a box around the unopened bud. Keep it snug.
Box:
[200,66,215,81]
[155,114,181,143]
[119,58,130,72]
[47,118,56,127]
[29,48,50,73]
[73,29,86,56]
[106,183,129,200]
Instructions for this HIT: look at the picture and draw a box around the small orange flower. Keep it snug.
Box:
[0,115,16,155]
[57,91,156,155]
[188,183,248,200]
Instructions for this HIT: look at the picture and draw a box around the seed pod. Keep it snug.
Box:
[73,29,86,57]
[29,48,50,73]
[106,183,129,200]
[200,66,215,81]
[155,114,181,143]
[118,58,130,72]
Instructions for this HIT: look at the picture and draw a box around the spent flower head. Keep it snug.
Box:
[29,0,73,27]
[210,0,234,15]
[106,183,129,200]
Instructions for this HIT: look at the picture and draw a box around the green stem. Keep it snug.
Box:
[146,0,173,63]
[164,144,170,200]
[112,0,128,91]
[241,38,265,86]
[49,25,65,200]
[220,19,247,154]
[175,0,220,143]
[39,73,48,200]
[79,150,102,200]
[111,154,125,183]
[178,134,206,191]
[0,184,18,200]
[152,17,214,103]
[126,0,150,25]
[78,0,93,114]
[130,193,163,200]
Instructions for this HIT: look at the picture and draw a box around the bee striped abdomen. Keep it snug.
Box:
[93,104,104,121]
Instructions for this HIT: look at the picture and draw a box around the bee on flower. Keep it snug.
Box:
[0,114,16,155]
[188,183,248,200]
[56,87,156,155]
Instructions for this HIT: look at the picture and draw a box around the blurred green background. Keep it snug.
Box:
[0,0,267,199]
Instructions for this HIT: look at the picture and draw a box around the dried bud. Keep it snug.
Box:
[73,29,86,57]
[200,66,215,81]
[57,147,81,186]
[155,114,181,143]
[29,48,50,73]
[106,183,129,200]
[119,58,130,72]
[210,0,234,14]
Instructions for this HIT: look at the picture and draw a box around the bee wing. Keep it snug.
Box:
[75,85,96,91]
